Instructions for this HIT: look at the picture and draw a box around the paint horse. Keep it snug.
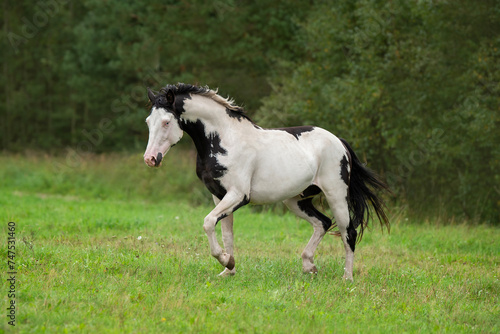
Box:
[144,83,389,280]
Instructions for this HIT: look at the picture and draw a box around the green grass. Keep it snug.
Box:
[0,152,499,333]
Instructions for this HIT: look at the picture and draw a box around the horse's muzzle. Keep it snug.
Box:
[144,152,163,167]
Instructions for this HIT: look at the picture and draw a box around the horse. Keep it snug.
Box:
[143,83,389,280]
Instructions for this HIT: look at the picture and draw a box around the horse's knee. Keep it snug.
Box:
[203,224,211,235]
[203,216,215,234]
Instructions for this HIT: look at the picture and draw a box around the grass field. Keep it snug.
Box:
[0,152,498,333]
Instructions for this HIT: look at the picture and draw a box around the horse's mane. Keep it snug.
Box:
[160,83,251,122]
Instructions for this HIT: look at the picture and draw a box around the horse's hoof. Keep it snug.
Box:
[303,265,318,274]
[218,268,236,277]
[226,255,235,270]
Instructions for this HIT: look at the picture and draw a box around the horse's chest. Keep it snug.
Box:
[196,154,228,200]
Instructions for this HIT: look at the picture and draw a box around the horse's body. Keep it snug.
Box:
[144,83,389,280]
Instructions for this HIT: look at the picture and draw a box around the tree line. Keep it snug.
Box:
[1,0,498,222]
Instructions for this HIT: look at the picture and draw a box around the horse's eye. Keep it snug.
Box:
[163,121,169,127]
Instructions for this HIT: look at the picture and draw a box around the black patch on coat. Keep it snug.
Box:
[180,119,228,200]
[340,155,350,186]
[346,220,358,252]
[226,108,254,123]
[233,195,250,212]
[217,213,228,222]
[274,126,315,140]
[215,195,250,226]
[297,198,332,232]
[300,185,322,199]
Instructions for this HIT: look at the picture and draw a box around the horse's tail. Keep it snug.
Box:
[339,138,390,243]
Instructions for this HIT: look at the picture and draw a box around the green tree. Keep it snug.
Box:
[256,0,500,222]
[1,0,308,151]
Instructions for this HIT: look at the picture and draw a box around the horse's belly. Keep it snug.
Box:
[249,184,310,204]
[248,156,316,204]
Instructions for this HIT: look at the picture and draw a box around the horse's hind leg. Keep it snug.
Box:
[284,195,332,273]
[324,190,355,281]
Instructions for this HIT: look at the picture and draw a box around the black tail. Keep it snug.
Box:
[340,138,390,244]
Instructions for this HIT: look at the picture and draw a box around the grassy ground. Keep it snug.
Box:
[0,152,498,333]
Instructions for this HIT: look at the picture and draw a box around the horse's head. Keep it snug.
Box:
[144,88,183,167]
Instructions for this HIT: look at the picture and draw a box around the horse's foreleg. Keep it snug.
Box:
[218,215,236,276]
[212,196,236,276]
[204,192,247,272]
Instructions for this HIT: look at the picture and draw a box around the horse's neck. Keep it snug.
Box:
[180,110,251,159]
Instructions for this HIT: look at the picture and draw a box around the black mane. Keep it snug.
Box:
[160,83,210,97]
[153,83,252,122]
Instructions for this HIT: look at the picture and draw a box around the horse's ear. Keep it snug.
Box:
[147,87,156,103]
[166,89,175,105]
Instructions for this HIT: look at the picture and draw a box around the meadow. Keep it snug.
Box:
[0,151,498,333]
